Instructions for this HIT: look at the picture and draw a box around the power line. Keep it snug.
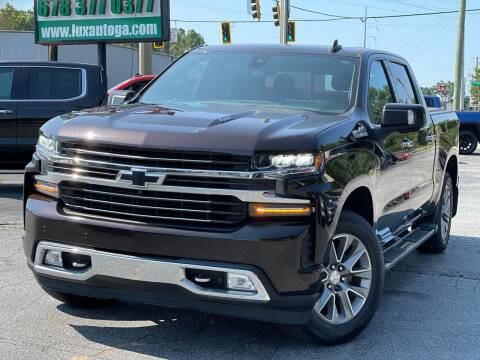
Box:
[368,8,480,20]
[290,5,358,19]
[291,3,480,21]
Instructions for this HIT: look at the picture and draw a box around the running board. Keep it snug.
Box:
[383,224,436,271]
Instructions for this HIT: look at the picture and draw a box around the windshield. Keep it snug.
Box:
[140,51,359,114]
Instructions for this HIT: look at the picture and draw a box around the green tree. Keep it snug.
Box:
[0,3,34,31]
[170,28,205,58]
[420,81,454,97]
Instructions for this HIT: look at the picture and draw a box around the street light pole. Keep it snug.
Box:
[280,0,290,44]
[139,42,153,75]
[453,0,466,111]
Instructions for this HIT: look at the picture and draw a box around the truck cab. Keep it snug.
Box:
[0,61,105,169]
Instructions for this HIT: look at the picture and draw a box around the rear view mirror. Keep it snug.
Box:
[107,90,136,106]
[381,103,425,129]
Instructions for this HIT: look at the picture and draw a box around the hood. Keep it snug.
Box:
[41,103,349,154]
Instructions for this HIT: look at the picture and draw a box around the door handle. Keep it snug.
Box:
[0,109,14,115]
[401,140,414,149]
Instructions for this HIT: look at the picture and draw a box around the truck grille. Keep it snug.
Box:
[59,182,247,228]
[163,175,276,190]
[48,162,118,180]
[60,142,252,171]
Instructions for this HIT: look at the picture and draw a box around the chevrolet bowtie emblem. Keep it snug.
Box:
[117,168,163,187]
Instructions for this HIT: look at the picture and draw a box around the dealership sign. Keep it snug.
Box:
[34,0,170,45]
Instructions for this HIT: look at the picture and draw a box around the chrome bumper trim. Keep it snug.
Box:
[35,172,310,205]
[34,241,271,302]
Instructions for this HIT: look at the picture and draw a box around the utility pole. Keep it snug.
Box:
[280,0,290,44]
[48,46,58,61]
[453,0,466,111]
[139,43,153,75]
[363,6,368,48]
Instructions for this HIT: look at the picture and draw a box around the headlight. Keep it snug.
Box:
[37,134,58,154]
[255,153,322,171]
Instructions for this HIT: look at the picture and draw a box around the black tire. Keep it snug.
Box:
[44,289,117,308]
[459,130,478,155]
[303,211,384,345]
[418,173,453,254]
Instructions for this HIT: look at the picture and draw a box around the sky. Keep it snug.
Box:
[3,0,480,87]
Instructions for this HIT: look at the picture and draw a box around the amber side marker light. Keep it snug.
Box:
[249,204,312,217]
[34,180,59,197]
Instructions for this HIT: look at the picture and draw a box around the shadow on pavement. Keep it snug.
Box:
[60,302,313,358]
[0,184,23,200]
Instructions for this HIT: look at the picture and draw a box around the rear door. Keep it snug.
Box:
[15,65,87,163]
[0,66,20,167]
[387,60,436,211]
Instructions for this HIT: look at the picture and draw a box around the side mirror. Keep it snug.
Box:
[381,103,425,129]
[107,90,136,106]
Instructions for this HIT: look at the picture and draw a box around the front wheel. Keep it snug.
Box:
[303,211,384,345]
[459,130,478,155]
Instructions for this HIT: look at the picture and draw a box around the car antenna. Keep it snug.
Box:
[330,40,342,53]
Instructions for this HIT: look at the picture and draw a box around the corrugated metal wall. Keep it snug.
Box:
[0,31,173,88]
[0,31,48,61]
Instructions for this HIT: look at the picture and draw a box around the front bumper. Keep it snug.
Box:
[25,194,323,324]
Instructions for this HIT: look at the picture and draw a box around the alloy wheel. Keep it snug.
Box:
[440,180,452,241]
[314,234,372,325]
[460,134,474,153]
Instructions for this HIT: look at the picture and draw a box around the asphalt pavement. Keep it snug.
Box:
[1,153,479,360]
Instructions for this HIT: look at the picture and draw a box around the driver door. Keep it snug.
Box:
[367,58,416,232]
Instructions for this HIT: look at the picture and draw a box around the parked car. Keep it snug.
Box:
[422,95,479,155]
[0,61,105,169]
[24,44,459,344]
[107,75,155,105]
[423,95,442,110]
[456,111,480,154]
[108,74,155,95]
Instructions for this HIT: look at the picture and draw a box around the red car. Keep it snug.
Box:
[108,74,156,96]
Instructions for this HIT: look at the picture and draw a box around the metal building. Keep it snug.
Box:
[0,31,173,88]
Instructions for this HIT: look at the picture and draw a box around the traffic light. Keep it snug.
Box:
[153,42,165,49]
[221,22,231,44]
[272,1,281,27]
[287,21,295,42]
[251,0,261,21]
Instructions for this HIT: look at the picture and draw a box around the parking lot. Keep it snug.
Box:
[0,153,479,360]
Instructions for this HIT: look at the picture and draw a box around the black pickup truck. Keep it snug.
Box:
[0,61,105,169]
[23,44,459,344]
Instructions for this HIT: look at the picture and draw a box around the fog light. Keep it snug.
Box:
[227,273,257,292]
[43,250,63,267]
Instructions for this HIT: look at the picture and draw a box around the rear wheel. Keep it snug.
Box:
[304,211,384,345]
[44,289,116,308]
[459,130,478,155]
[418,173,453,254]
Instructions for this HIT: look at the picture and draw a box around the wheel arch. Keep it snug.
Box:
[341,186,374,226]
[460,123,480,140]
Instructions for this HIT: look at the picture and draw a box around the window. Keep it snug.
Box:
[389,62,418,104]
[140,52,358,114]
[368,61,394,125]
[0,68,14,100]
[29,67,83,100]
[126,81,150,94]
